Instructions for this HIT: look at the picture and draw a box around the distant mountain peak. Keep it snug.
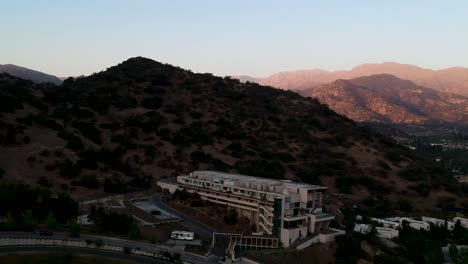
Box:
[304,74,468,124]
[238,62,468,96]
[0,64,62,85]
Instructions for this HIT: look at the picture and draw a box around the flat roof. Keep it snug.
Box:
[182,171,327,192]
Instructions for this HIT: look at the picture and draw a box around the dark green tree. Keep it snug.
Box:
[45,211,57,230]
[128,223,141,240]
[68,218,81,236]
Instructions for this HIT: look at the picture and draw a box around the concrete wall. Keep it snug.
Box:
[237,257,261,264]
[376,228,399,239]
[319,228,346,243]
[280,226,307,247]
[157,181,179,194]
[296,236,319,250]
[0,238,190,264]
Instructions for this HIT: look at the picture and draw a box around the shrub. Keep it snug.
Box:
[74,175,100,189]
[409,183,430,197]
[190,200,204,207]
[398,198,414,213]
[398,166,426,182]
[335,177,356,194]
[142,96,163,109]
[71,121,101,144]
[224,210,238,225]
[235,159,285,179]
[57,160,80,178]
[114,96,137,108]
[190,151,213,163]
[95,239,104,247]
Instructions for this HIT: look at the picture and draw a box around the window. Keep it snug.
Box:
[285,197,291,203]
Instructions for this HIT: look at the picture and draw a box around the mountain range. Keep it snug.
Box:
[301,74,468,124]
[0,64,62,85]
[237,62,468,97]
[0,57,461,210]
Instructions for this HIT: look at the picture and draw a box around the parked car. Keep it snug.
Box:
[38,230,53,236]
[69,233,80,238]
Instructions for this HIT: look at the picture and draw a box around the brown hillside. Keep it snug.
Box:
[303,74,468,124]
[0,58,464,210]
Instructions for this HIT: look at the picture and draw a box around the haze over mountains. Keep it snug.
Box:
[237,62,468,97]
[0,64,62,85]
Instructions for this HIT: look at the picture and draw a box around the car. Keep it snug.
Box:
[68,233,80,238]
[150,210,162,215]
[38,230,53,236]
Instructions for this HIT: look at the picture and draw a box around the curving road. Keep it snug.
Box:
[0,246,171,264]
[0,231,213,264]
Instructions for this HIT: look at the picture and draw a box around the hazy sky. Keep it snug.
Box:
[1,0,467,77]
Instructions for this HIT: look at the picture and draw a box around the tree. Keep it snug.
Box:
[45,211,57,230]
[68,218,81,236]
[128,223,141,240]
[5,212,15,230]
[88,223,98,234]
[22,210,36,231]
[449,244,459,262]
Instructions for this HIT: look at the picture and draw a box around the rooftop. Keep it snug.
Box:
[181,171,326,194]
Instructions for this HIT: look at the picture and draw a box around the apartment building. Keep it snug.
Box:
[158,171,338,247]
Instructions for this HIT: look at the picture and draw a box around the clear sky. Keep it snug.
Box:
[1,0,467,77]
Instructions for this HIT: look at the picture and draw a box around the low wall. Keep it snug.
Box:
[0,238,189,263]
[295,228,345,250]
[238,257,262,264]
[319,228,346,243]
[296,236,319,250]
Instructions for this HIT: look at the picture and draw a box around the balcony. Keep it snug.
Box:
[310,213,334,222]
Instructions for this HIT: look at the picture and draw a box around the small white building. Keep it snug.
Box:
[370,218,400,229]
[354,224,372,234]
[77,214,92,225]
[398,217,430,231]
[453,217,468,229]
[421,217,455,231]
[376,227,399,239]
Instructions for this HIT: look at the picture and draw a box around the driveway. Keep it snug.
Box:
[150,193,215,238]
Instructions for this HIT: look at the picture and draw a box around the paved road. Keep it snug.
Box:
[150,193,215,238]
[0,246,170,264]
[0,231,213,264]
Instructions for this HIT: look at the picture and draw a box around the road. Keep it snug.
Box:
[0,246,171,264]
[0,231,214,264]
[150,193,215,238]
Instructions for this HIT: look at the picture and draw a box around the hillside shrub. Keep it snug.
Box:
[235,159,285,179]
[142,96,163,109]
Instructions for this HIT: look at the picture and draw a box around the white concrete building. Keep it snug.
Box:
[354,224,372,234]
[421,217,455,231]
[376,227,399,239]
[370,218,401,229]
[398,217,430,231]
[453,217,468,229]
[157,171,341,247]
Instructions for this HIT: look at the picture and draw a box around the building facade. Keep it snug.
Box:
[158,171,337,247]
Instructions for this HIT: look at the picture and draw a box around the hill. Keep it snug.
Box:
[0,57,465,211]
[0,64,62,85]
[237,62,468,96]
[302,74,468,124]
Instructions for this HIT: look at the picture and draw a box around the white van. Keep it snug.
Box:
[171,230,195,241]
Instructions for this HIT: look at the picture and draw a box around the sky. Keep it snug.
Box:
[1,0,468,77]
